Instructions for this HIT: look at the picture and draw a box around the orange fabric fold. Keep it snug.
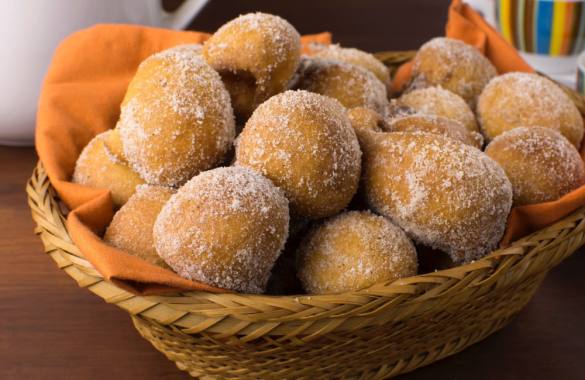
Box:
[391,0,585,247]
[36,24,331,296]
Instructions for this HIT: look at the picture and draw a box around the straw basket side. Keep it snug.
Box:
[26,51,585,379]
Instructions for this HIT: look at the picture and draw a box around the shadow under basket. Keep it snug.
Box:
[27,51,585,379]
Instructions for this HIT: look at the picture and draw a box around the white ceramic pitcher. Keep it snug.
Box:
[0,0,208,146]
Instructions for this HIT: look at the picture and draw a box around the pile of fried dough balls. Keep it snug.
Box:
[71,14,585,295]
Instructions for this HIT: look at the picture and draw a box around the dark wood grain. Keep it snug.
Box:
[2,1,584,379]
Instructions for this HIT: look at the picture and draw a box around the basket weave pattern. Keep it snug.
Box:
[26,51,585,379]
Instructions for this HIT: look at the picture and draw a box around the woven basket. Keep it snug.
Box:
[27,51,585,379]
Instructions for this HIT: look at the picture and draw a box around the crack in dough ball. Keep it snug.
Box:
[289,56,389,114]
[477,72,584,148]
[104,185,176,270]
[398,86,480,134]
[235,90,362,219]
[118,49,235,187]
[153,167,290,294]
[202,13,302,121]
[297,211,417,294]
[360,131,512,263]
[72,131,146,209]
[409,37,498,109]
[311,43,392,94]
[485,127,585,206]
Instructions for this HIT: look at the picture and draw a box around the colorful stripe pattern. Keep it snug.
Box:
[497,0,585,56]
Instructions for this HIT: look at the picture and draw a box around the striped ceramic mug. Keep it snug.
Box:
[496,0,585,74]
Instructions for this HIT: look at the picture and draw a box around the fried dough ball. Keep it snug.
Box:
[104,185,176,270]
[289,56,388,114]
[118,49,235,187]
[477,72,584,148]
[164,43,203,56]
[361,131,512,263]
[202,13,302,121]
[385,114,483,149]
[153,167,290,294]
[485,127,585,206]
[346,107,386,140]
[311,43,392,93]
[410,37,497,109]
[72,131,146,209]
[297,211,417,294]
[103,126,128,165]
[398,86,480,134]
[235,90,362,219]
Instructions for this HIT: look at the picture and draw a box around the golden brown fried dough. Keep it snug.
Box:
[118,49,235,187]
[72,131,146,209]
[153,167,290,294]
[385,114,483,149]
[361,131,512,263]
[235,90,362,219]
[103,126,128,165]
[289,56,388,114]
[485,127,585,206]
[409,37,497,109]
[202,13,302,121]
[297,211,417,294]
[477,72,584,148]
[398,86,480,134]
[311,43,391,93]
[104,185,176,270]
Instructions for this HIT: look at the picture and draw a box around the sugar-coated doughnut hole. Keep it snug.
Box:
[361,132,512,263]
[311,43,391,94]
[289,56,388,114]
[202,13,302,122]
[297,211,417,294]
[410,37,497,109]
[153,167,290,294]
[235,90,362,219]
[485,127,585,206]
[104,185,176,270]
[477,72,584,148]
[72,131,146,209]
[398,86,480,134]
[118,49,235,187]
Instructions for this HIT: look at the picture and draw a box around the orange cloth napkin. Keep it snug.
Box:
[36,24,331,296]
[391,0,585,247]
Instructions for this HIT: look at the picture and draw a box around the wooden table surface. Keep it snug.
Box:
[2,1,585,379]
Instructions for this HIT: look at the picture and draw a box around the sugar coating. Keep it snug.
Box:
[384,113,484,149]
[202,13,302,119]
[289,56,389,114]
[118,48,235,187]
[410,37,498,109]
[72,131,146,209]
[235,90,362,218]
[297,211,417,294]
[104,185,176,270]
[477,72,584,148]
[398,86,480,134]
[311,43,391,90]
[485,127,585,206]
[361,131,512,263]
[153,167,290,294]
[163,43,203,56]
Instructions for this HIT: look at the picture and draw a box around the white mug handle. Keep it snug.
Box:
[160,0,210,30]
